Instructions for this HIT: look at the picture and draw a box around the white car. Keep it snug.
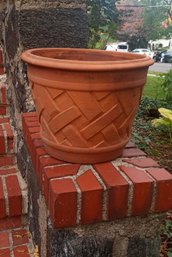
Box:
[106,42,129,52]
[132,49,154,58]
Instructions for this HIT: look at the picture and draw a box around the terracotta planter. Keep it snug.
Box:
[22,48,153,163]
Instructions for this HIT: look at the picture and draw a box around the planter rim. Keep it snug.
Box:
[21,48,154,71]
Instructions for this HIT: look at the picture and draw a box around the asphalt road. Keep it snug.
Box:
[149,62,172,73]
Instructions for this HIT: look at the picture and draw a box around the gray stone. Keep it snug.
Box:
[48,228,113,257]
[18,8,88,49]
[127,236,161,257]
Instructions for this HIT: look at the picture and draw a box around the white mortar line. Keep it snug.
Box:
[16,171,28,215]
[8,231,15,257]
[144,170,157,213]
[2,176,9,216]
[73,179,82,225]
[112,163,134,217]
[91,166,108,221]
[1,124,8,154]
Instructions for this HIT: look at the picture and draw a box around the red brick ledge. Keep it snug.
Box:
[0,227,35,256]
[22,112,172,228]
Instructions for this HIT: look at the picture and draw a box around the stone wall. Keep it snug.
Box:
[0,1,88,185]
[0,0,88,130]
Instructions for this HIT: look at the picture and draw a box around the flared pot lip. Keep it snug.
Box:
[21,47,154,71]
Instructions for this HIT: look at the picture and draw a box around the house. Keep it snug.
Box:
[149,38,172,50]
[117,0,144,41]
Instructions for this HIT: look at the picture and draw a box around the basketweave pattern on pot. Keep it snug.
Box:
[31,82,142,149]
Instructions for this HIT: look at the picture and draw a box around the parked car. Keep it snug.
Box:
[163,50,172,63]
[152,51,164,62]
[106,42,129,52]
[132,48,154,59]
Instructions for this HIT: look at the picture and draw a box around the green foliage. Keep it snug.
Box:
[87,0,119,49]
[161,69,172,101]
[168,252,172,257]
[136,0,172,41]
[132,97,159,150]
[152,108,172,141]
[163,219,172,239]
[161,218,172,257]
[132,97,172,150]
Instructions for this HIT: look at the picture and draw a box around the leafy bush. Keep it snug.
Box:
[136,97,172,119]
[132,98,172,150]
[87,0,119,49]
[161,70,172,102]
[152,108,172,142]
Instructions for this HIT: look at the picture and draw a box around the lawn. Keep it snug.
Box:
[143,74,165,99]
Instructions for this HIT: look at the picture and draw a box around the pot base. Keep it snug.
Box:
[42,136,128,164]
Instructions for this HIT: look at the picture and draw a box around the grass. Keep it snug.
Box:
[143,74,165,99]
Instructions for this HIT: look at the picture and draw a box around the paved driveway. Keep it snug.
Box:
[149,62,172,73]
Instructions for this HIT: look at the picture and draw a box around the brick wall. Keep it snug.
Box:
[20,112,172,257]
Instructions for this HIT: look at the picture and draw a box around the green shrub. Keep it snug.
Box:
[152,108,172,142]
[161,70,172,102]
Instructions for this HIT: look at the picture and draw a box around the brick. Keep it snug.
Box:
[28,126,40,134]
[0,178,6,218]
[22,114,39,150]
[0,155,15,167]
[0,68,4,76]
[122,148,146,158]
[0,87,7,105]
[12,229,29,246]
[0,106,7,116]
[146,168,172,212]
[5,175,22,217]
[29,133,42,168]
[13,245,30,257]
[3,123,13,138]
[3,123,14,153]
[34,147,47,175]
[32,138,43,149]
[24,118,39,127]
[22,112,37,118]
[94,163,129,219]
[0,249,10,257]
[39,156,63,170]
[38,156,64,185]
[49,178,77,228]
[43,164,80,202]
[0,167,16,176]
[0,118,9,124]
[0,232,9,249]
[27,132,41,155]
[77,170,103,225]
[0,127,5,154]
[124,158,160,168]
[120,166,153,216]
[0,217,23,231]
